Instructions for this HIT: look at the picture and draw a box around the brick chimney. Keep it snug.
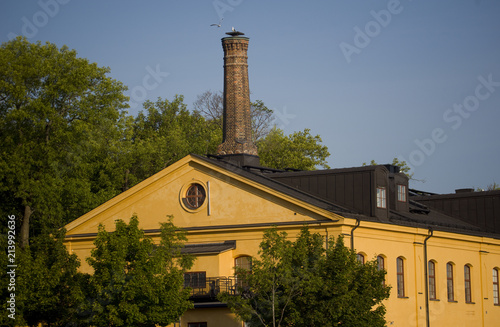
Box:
[216,30,259,166]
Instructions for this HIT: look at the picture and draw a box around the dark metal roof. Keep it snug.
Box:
[182,240,236,255]
[410,189,500,235]
[195,154,500,239]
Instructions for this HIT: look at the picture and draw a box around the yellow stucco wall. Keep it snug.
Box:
[348,219,500,327]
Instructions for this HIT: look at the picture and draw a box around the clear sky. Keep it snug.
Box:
[1,0,499,194]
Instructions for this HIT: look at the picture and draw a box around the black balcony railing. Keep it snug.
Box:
[184,276,244,301]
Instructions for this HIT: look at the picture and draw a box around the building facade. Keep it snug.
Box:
[63,31,500,327]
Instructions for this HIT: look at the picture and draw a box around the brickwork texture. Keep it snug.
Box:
[217,36,258,156]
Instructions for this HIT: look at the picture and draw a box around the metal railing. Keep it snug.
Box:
[185,276,244,300]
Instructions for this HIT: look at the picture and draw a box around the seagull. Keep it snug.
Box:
[210,18,223,27]
[232,26,235,32]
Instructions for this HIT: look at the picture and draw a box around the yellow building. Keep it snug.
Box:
[64,30,500,326]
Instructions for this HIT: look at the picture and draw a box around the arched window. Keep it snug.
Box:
[377,255,385,271]
[377,255,385,286]
[235,256,252,291]
[356,253,365,264]
[447,262,455,302]
[428,261,436,300]
[493,268,499,305]
[397,257,405,298]
[464,264,472,303]
[235,256,252,271]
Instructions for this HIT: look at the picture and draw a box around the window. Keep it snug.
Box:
[377,255,385,285]
[235,256,252,290]
[493,268,499,305]
[357,253,365,264]
[447,262,454,301]
[235,256,252,271]
[188,323,207,327]
[184,272,206,289]
[428,261,436,300]
[397,184,407,202]
[397,257,405,297]
[377,255,385,271]
[464,265,472,303]
[377,187,387,208]
[185,183,206,209]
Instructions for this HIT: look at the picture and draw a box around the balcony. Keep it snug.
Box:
[184,276,243,302]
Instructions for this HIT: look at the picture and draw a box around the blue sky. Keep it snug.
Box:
[1,0,499,194]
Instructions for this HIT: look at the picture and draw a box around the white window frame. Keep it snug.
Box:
[377,187,387,208]
[397,184,407,202]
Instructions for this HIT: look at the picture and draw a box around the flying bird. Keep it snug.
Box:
[210,18,223,27]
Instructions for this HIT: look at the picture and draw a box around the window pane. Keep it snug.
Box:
[447,263,454,301]
[235,256,252,271]
[428,261,436,300]
[377,187,387,208]
[397,184,407,202]
[377,256,385,286]
[397,257,405,297]
[377,256,384,271]
[464,265,472,303]
[493,268,499,305]
[185,184,206,209]
[357,253,365,264]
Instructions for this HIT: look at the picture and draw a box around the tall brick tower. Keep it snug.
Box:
[217,30,259,166]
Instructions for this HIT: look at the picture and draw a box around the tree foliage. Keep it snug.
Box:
[0,230,84,327]
[0,37,129,246]
[220,227,390,327]
[81,215,194,327]
[124,96,220,189]
[257,127,331,170]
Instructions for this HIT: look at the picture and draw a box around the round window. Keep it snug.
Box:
[184,183,206,209]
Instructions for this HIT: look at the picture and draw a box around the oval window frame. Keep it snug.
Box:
[180,181,207,213]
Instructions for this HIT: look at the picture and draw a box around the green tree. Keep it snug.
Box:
[220,227,390,327]
[257,127,331,170]
[0,37,129,246]
[314,236,390,326]
[82,215,194,327]
[124,96,220,189]
[0,229,84,327]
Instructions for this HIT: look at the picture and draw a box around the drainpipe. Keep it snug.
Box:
[424,228,433,327]
[350,219,360,251]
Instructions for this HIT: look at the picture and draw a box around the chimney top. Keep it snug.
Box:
[226,30,245,37]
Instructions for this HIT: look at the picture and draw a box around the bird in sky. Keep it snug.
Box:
[210,18,223,27]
